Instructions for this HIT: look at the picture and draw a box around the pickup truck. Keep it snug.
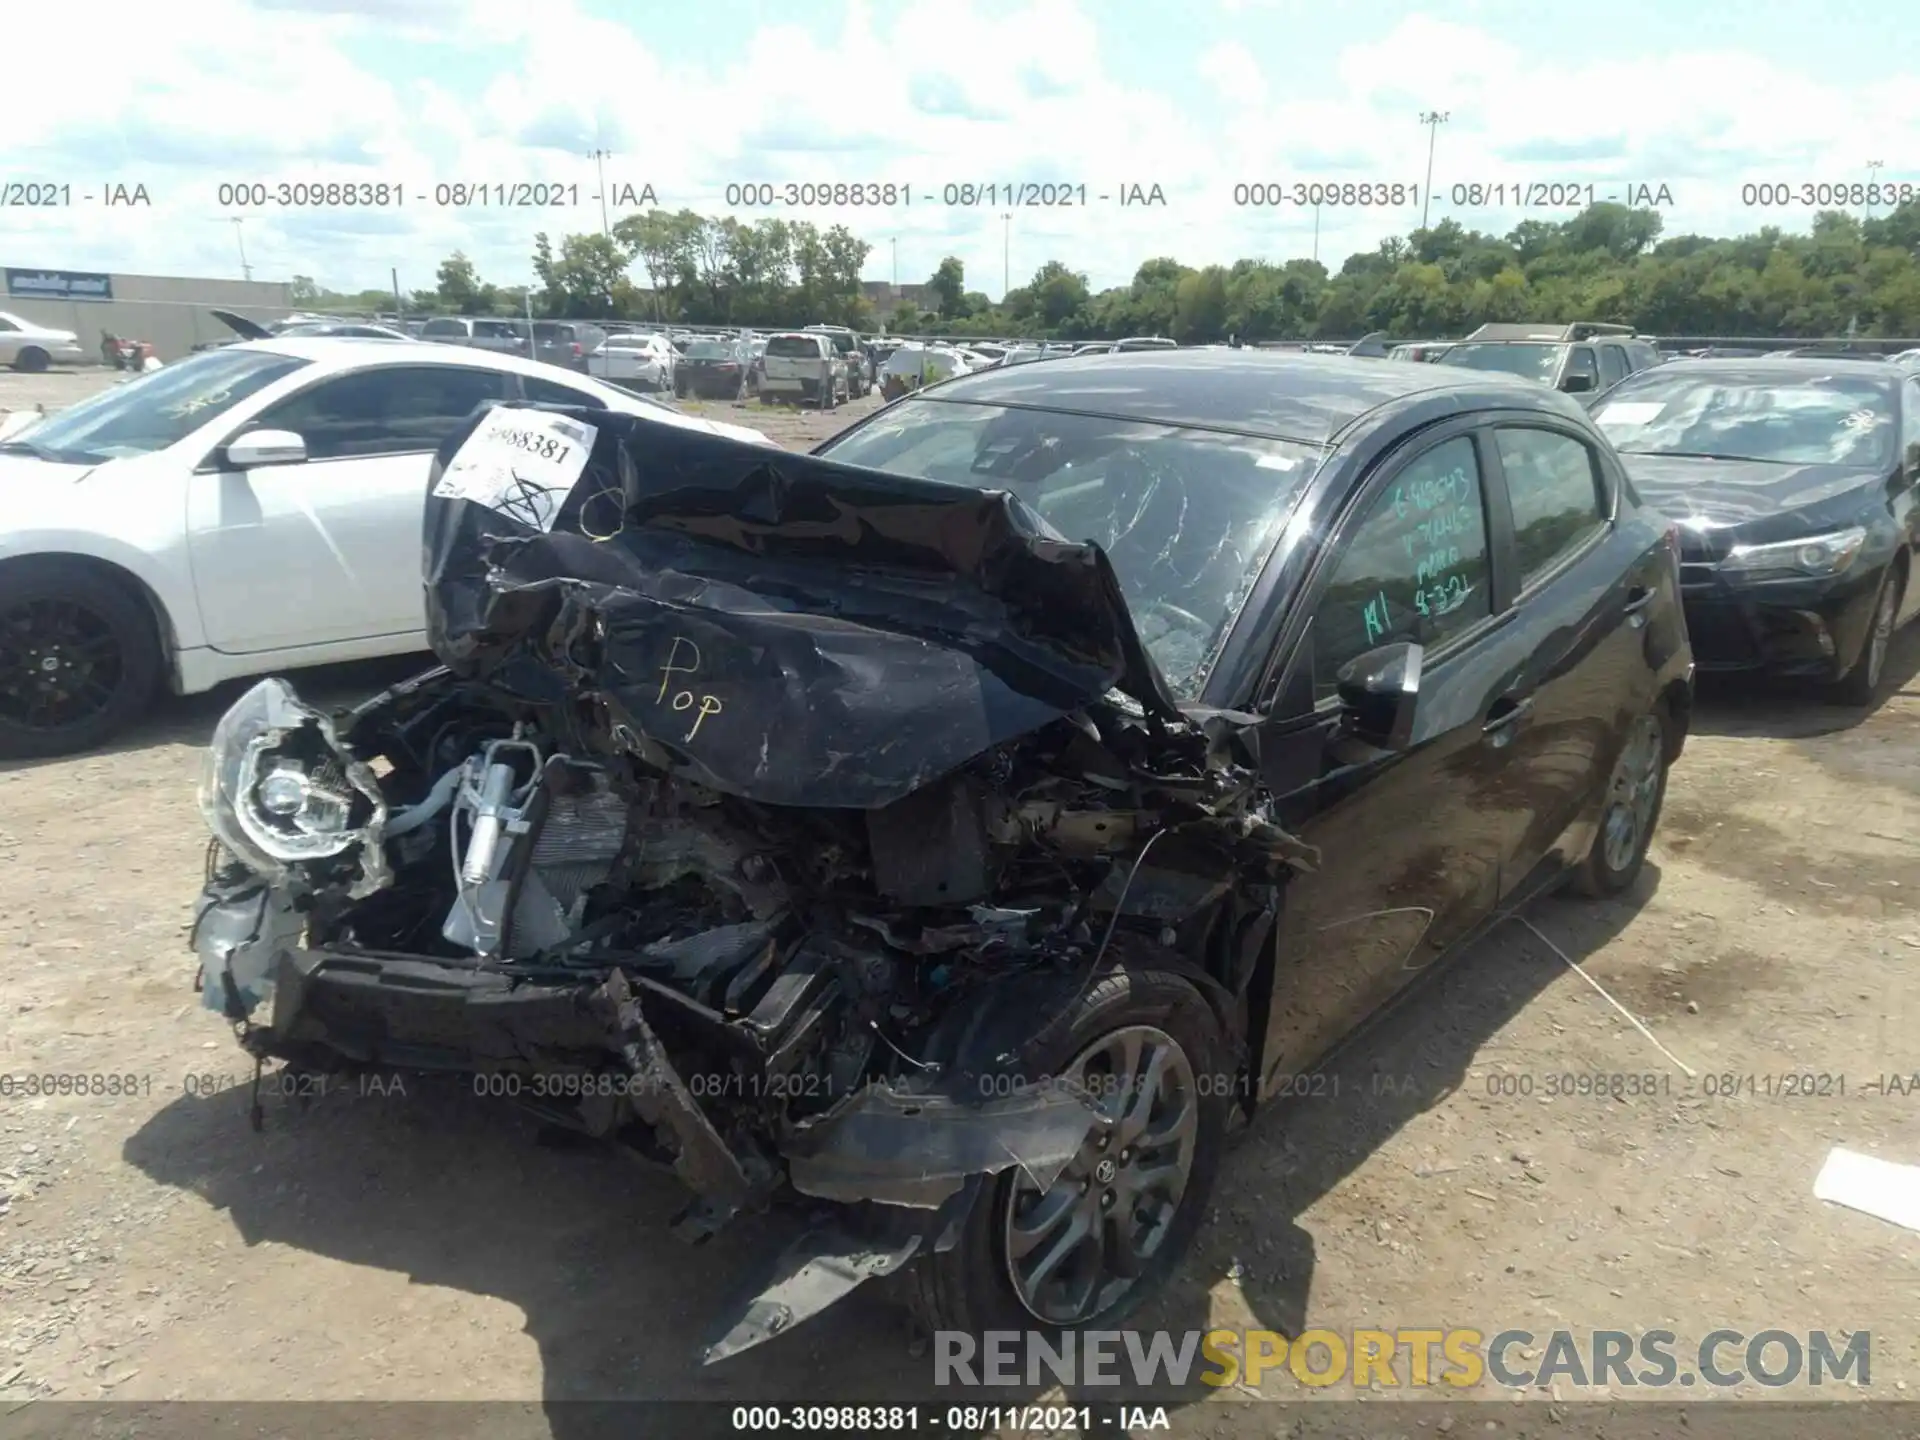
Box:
[759,331,846,409]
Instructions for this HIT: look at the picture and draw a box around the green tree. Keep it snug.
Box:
[929,256,966,319]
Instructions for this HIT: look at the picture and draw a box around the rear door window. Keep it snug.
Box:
[1493,427,1610,588]
[522,375,608,409]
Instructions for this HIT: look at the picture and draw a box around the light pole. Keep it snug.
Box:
[891,236,898,289]
[1866,159,1885,220]
[588,148,612,235]
[1419,110,1450,230]
[229,216,252,282]
[1002,213,1012,300]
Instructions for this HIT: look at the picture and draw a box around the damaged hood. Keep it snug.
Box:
[423,403,1183,809]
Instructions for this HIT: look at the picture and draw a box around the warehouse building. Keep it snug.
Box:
[2,267,294,361]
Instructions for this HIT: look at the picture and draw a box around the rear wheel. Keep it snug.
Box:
[1570,706,1668,898]
[0,561,162,760]
[12,347,50,374]
[909,957,1228,1338]
[1834,565,1899,706]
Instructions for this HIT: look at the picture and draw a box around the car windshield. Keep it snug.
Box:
[1593,374,1897,467]
[1437,342,1562,382]
[814,398,1322,698]
[684,341,732,359]
[766,336,818,357]
[3,347,308,463]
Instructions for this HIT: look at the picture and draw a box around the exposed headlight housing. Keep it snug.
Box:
[1718,526,1867,580]
[198,678,391,893]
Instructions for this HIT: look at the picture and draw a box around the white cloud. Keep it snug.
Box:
[3,3,1918,303]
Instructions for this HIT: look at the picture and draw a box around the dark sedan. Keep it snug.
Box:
[806,351,1692,1330]
[674,338,752,399]
[1592,357,1920,703]
[186,349,1689,1361]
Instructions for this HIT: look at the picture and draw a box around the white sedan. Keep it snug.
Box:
[0,310,87,371]
[588,333,676,391]
[0,338,773,758]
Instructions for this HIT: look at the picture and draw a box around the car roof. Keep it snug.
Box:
[1620,355,1905,385]
[914,348,1570,442]
[238,336,620,383]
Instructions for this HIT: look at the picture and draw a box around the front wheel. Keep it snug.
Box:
[1569,706,1669,898]
[908,957,1229,1338]
[1833,566,1899,706]
[0,561,162,760]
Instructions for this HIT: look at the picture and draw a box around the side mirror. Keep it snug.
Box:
[1563,372,1596,394]
[225,429,307,468]
[1335,641,1423,751]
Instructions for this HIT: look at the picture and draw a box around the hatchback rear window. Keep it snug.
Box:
[766,335,822,358]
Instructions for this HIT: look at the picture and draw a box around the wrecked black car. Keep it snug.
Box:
[188,349,1692,1361]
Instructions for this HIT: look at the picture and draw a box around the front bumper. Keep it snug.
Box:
[1679,565,1881,679]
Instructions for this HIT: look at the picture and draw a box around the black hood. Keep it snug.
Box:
[422,404,1182,810]
[211,308,273,340]
[1620,453,1886,540]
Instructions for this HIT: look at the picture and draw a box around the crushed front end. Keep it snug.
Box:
[189,404,1313,1358]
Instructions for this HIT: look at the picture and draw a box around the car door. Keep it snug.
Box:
[1479,418,1665,902]
[1894,378,1920,626]
[1252,425,1537,1081]
[186,362,510,652]
[1560,346,1599,395]
[1595,344,1629,394]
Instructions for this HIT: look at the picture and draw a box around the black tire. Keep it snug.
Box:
[13,347,50,374]
[1569,703,1669,898]
[1833,564,1899,707]
[908,955,1230,1339]
[820,381,836,412]
[0,560,162,760]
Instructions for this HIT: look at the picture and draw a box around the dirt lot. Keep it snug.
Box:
[1,369,1917,1434]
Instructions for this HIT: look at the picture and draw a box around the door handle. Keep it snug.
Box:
[1623,586,1656,615]
[1482,695,1535,739]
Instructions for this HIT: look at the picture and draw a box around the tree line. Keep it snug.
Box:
[289,198,1920,342]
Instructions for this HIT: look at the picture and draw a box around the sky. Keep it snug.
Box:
[6,0,1920,301]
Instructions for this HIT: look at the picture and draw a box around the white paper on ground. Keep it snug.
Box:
[432,406,598,532]
[1812,1146,1920,1232]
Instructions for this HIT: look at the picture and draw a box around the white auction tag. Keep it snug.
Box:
[433,406,599,531]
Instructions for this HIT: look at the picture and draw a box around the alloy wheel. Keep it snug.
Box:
[1002,1024,1200,1325]
[1600,713,1664,874]
[0,597,126,733]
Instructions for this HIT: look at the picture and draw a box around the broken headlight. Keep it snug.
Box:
[198,678,382,877]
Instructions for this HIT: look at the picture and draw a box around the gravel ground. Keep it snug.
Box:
[1,368,1917,1436]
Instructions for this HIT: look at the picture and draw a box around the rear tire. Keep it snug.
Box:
[908,954,1229,1340]
[13,347,50,374]
[0,560,162,760]
[1570,705,1669,898]
[1833,565,1898,707]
